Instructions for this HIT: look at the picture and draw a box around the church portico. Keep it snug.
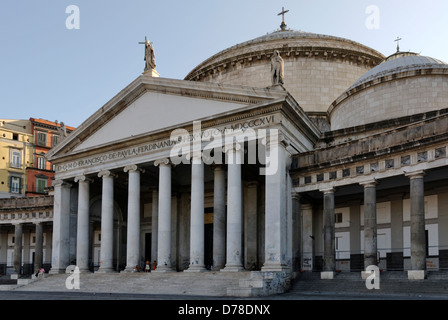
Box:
[44,75,317,292]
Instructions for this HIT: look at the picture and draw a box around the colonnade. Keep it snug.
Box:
[50,139,292,275]
[316,170,427,279]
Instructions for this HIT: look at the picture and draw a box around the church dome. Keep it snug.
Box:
[328,52,448,130]
[185,30,385,114]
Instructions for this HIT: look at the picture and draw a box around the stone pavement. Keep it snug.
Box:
[289,270,448,299]
[1,270,448,300]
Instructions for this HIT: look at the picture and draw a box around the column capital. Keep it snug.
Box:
[210,164,225,172]
[124,164,145,174]
[224,142,243,154]
[359,178,378,187]
[262,131,290,150]
[245,181,259,188]
[186,151,203,164]
[98,170,117,178]
[53,179,72,188]
[154,158,173,167]
[291,192,301,200]
[404,170,426,179]
[74,175,93,183]
[320,187,335,194]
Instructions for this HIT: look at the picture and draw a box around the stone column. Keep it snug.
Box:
[222,145,244,272]
[74,175,92,273]
[34,222,44,273]
[124,165,144,272]
[262,137,288,272]
[406,170,427,279]
[49,179,72,274]
[292,193,301,272]
[154,158,174,272]
[13,223,22,276]
[212,165,226,270]
[301,203,314,271]
[244,182,258,270]
[186,155,206,272]
[96,170,116,273]
[361,179,378,271]
[321,188,335,279]
[151,188,158,266]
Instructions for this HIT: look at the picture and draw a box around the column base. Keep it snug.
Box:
[122,266,139,273]
[408,270,427,280]
[153,266,175,273]
[221,265,244,272]
[361,271,374,279]
[320,271,335,279]
[184,265,207,272]
[95,267,116,274]
[49,268,67,275]
[261,263,289,272]
[212,266,225,271]
[77,267,91,274]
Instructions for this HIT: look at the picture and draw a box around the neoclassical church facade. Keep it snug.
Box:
[2,22,448,294]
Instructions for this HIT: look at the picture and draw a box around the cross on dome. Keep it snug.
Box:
[278,7,289,31]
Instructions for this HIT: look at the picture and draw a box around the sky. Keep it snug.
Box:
[1,0,448,128]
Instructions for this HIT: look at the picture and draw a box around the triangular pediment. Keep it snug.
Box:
[46,76,289,161]
[72,91,247,152]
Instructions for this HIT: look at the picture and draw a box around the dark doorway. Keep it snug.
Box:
[145,233,152,263]
[204,207,214,269]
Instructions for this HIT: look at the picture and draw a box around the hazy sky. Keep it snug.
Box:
[1,0,447,127]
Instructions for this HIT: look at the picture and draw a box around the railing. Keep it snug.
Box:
[303,245,448,272]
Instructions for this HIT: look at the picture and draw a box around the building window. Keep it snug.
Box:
[417,151,428,163]
[356,166,364,175]
[401,155,410,166]
[37,156,46,170]
[335,212,343,223]
[10,149,21,168]
[435,147,446,159]
[385,159,394,169]
[52,135,59,147]
[12,133,18,141]
[36,178,47,194]
[36,132,47,146]
[9,176,22,194]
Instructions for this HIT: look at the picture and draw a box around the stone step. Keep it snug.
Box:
[290,271,448,297]
[13,271,252,297]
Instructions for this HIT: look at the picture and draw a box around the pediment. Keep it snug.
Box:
[46,76,288,161]
[72,91,246,152]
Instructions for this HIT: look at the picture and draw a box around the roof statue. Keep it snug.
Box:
[139,36,156,72]
[55,120,68,138]
[271,50,284,85]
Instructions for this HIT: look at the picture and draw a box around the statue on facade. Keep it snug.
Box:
[271,50,284,85]
[144,38,156,71]
[55,120,67,138]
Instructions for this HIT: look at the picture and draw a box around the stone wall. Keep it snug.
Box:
[186,31,384,114]
[330,74,448,130]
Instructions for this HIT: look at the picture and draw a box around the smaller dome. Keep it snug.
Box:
[329,52,448,130]
[348,52,448,90]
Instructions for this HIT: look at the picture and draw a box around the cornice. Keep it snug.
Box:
[186,46,384,82]
[328,67,448,118]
